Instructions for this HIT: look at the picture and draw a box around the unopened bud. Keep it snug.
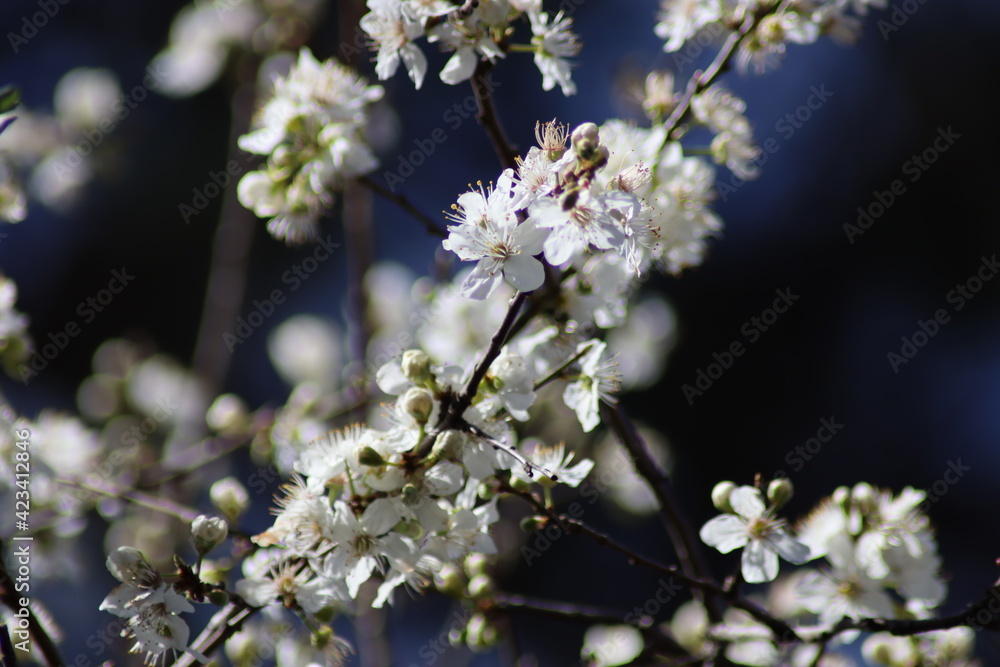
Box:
[210,477,250,523]
[208,589,230,606]
[394,519,424,540]
[314,606,336,624]
[401,386,435,425]
[467,573,493,598]
[191,515,229,555]
[571,122,599,148]
[401,349,432,383]
[466,613,497,651]
[206,394,248,434]
[401,483,422,508]
[852,482,875,512]
[312,626,334,649]
[767,478,794,509]
[519,515,546,532]
[711,481,736,513]
[464,553,489,577]
[434,563,466,598]
[107,546,158,586]
[358,446,386,467]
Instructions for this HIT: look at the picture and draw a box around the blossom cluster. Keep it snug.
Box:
[359,0,581,94]
[237,48,384,243]
[656,0,889,74]
[683,480,965,666]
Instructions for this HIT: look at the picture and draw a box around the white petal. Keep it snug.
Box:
[742,539,778,583]
[439,47,478,85]
[699,514,748,553]
[729,486,766,521]
[502,254,544,293]
[765,530,811,564]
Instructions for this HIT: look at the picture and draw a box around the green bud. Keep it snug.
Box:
[466,613,497,651]
[467,573,493,598]
[519,515,546,532]
[711,481,737,513]
[394,520,424,540]
[312,626,334,649]
[357,446,385,467]
[464,553,489,578]
[767,478,794,509]
[207,590,229,606]
[314,606,336,624]
[434,563,466,598]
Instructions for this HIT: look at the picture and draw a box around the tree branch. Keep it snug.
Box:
[357,176,446,239]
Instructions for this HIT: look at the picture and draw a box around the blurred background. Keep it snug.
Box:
[1,0,999,664]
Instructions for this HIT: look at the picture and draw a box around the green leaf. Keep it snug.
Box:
[0,86,20,115]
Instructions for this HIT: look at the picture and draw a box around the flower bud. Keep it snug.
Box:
[852,482,875,512]
[434,563,466,598]
[394,519,424,540]
[767,478,794,509]
[464,553,489,578]
[314,606,336,624]
[191,515,229,555]
[401,349,432,383]
[208,589,230,606]
[401,386,435,425]
[401,483,422,508]
[711,481,736,513]
[571,122,599,147]
[519,515,546,532]
[210,477,250,523]
[357,446,386,467]
[107,546,158,586]
[312,626,334,649]
[466,613,497,651]
[206,393,248,434]
[432,430,464,460]
[467,573,493,598]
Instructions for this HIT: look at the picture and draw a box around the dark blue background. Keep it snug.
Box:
[2,0,1000,664]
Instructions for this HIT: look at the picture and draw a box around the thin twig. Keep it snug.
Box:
[499,480,798,642]
[173,601,257,667]
[470,60,519,170]
[357,176,446,238]
[600,402,720,622]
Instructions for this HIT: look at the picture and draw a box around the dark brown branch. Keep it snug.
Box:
[660,16,753,145]
[357,176,447,238]
[600,402,720,622]
[498,480,798,643]
[470,60,519,170]
[173,601,257,667]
